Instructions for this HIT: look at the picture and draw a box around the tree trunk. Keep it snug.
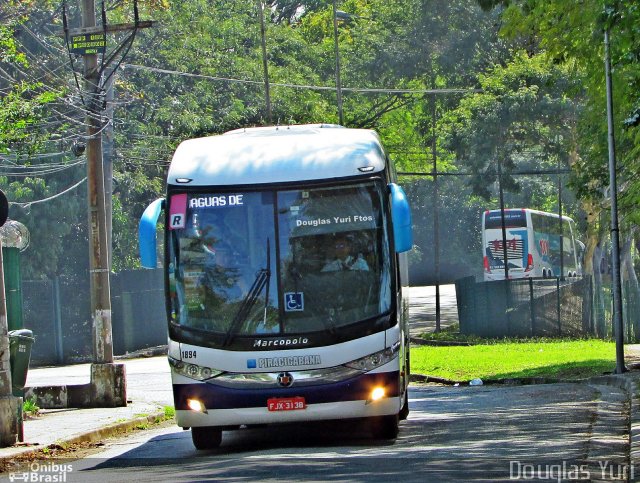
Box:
[582,202,600,276]
[593,243,606,337]
[621,229,640,341]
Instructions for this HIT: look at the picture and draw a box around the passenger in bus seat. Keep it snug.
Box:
[321,235,369,272]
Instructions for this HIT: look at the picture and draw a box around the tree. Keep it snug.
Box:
[440,52,579,199]
[0,2,83,279]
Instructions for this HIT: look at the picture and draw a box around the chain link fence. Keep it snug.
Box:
[455,275,640,340]
[22,269,166,366]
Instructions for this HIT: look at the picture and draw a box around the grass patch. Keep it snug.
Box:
[411,339,616,381]
[22,396,40,417]
[163,405,175,420]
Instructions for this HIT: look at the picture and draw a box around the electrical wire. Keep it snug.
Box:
[8,177,87,207]
[122,64,480,95]
[0,159,86,177]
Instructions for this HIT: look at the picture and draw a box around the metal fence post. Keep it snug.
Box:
[624,280,629,343]
[557,277,561,336]
[52,277,64,364]
[505,280,512,336]
[529,278,535,336]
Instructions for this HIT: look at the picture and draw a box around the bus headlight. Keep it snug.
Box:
[370,387,386,401]
[169,357,224,381]
[187,398,208,414]
[343,344,399,372]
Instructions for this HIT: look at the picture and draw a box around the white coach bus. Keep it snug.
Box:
[139,124,413,449]
[482,208,582,281]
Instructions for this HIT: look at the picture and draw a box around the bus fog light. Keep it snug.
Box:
[187,398,208,414]
[367,387,386,404]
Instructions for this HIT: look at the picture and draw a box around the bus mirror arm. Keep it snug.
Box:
[139,198,165,269]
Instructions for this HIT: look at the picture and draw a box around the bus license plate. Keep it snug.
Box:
[267,397,306,411]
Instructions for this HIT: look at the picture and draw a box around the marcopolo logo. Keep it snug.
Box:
[252,337,309,348]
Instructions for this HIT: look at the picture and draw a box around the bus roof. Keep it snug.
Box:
[484,208,574,222]
[167,124,387,187]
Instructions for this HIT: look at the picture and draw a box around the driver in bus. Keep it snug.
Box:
[321,235,369,272]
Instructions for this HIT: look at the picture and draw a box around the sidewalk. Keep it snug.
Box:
[0,355,173,465]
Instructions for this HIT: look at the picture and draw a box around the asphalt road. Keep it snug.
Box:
[40,382,629,482]
[407,284,458,337]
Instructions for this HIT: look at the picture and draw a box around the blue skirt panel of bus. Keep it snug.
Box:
[173,371,400,410]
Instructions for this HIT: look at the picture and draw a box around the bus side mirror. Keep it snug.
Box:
[389,183,413,253]
[139,198,165,269]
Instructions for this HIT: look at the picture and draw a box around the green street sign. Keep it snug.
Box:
[69,33,106,55]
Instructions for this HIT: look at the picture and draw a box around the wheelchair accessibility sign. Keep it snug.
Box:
[284,292,304,312]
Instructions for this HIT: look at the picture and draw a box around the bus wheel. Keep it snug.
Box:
[399,390,410,420]
[191,427,222,450]
[370,414,399,440]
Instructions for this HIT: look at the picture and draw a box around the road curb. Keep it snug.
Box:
[409,337,471,347]
[114,346,168,360]
[587,373,640,475]
[410,373,567,386]
[0,409,166,467]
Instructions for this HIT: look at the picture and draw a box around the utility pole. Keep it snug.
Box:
[257,0,272,124]
[604,28,625,374]
[497,154,509,281]
[82,0,112,365]
[332,0,344,125]
[557,154,564,280]
[65,0,153,405]
[430,88,441,332]
[0,239,11,396]
[0,190,19,447]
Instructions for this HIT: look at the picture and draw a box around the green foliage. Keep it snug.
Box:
[4,0,624,281]
[493,0,640,229]
[0,25,28,66]
[22,395,40,416]
[163,405,175,419]
[440,51,580,200]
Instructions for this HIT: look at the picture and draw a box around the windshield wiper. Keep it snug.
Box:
[222,238,271,347]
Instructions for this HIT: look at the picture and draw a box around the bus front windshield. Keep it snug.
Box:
[168,181,392,342]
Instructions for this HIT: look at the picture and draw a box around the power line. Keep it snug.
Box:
[0,159,86,177]
[122,63,480,95]
[8,176,87,207]
[397,168,572,177]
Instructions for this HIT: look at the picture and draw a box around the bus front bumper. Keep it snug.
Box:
[173,370,401,427]
[176,397,401,427]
